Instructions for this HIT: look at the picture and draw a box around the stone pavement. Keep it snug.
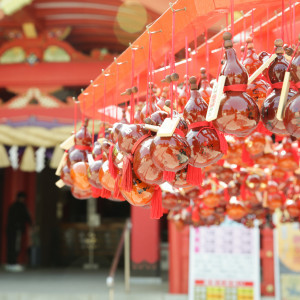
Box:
[0,268,275,300]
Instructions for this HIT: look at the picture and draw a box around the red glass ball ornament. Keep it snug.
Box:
[120,175,154,206]
[226,203,247,220]
[245,132,265,156]
[133,137,163,185]
[70,162,91,191]
[98,160,116,192]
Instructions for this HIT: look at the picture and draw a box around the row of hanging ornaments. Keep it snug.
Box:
[55,31,300,227]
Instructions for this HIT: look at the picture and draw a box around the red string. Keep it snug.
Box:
[74,99,77,136]
[267,7,270,52]
[136,74,140,106]
[130,50,135,124]
[92,83,95,145]
[293,1,296,44]
[103,76,106,137]
[226,13,228,30]
[282,0,285,41]
[217,46,225,79]
[194,28,197,51]
[243,12,246,42]
[230,0,234,37]
[205,28,210,82]
[170,9,176,119]
[242,42,247,63]
[251,9,254,38]
[115,64,119,120]
[146,33,152,117]
[185,35,190,100]
[164,53,168,78]
[81,92,85,126]
[287,41,300,71]
[259,20,262,47]
[289,0,293,45]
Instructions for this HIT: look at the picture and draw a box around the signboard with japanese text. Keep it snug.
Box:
[189,219,260,300]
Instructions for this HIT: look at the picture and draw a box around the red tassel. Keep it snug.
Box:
[215,129,228,154]
[291,147,300,165]
[256,121,272,135]
[120,155,133,192]
[150,185,163,219]
[91,186,102,198]
[242,143,254,166]
[109,144,118,179]
[240,180,247,201]
[113,174,121,198]
[163,170,176,182]
[100,188,111,199]
[187,164,203,186]
[192,206,200,222]
[275,135,284,143]
[224,187,230,202]
[217,159,224,166]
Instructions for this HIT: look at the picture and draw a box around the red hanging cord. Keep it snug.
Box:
[81,90,85,126]
[130,49,135,124]
[73,97,78,136]
[226,13,228,31]
[217,47,225,80]
[92,82,95,145]
[251,9,254,38]
[267,7,270,52]
[287,41,300,71]
[136,74,140,106]
[170,9,176,119]
[230,0,234,37]
[293,1,296,44]
[146,32,152,117]
[205,28,210,82]
[194,28,197,51]
[282,0,285,41]
[290,0,293,45]
[185,35,190,100]
[103,76,106,137]
[115,63,119,120]
[243,12,246,42]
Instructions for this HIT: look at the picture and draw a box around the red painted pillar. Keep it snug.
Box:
[260,228,275,297]
[1,168,36,264]
[169,221,189,294]
[131,206,160,276]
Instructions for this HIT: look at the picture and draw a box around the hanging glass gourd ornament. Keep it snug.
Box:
[283,36,300,137]
[261,39,297,135]
[213,32,260,137]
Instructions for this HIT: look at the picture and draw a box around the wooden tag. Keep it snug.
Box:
[60,134,75,150]
[55,152,67,176]
[157,117,180,137]
[264,137,273,154]
[163,105,171,113]
[276,72,291,121]
[145,124,160,132]
[87,153,94,165]
[248,54,276,84]
[206,75,226,122]
[55,179,65,188]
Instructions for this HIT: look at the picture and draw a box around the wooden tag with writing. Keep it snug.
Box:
[248,54,276,84]
[55,179,65,188]
[145,124,160,132]
[157,117,180,137]
[87,153,94,165]
[60,134,75,150]
[276,71,291,121]
[206,75,226,122]
[55,151,67,176]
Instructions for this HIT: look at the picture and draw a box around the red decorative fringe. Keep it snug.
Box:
[100,188,111,199]
[242,144,254,166]
[150,185,163,219]
[113,175,121,198]
[163,170,176,182]
[187,164,203,186]
[120,155,133,192]
[109,144,118,179]
[224,187,230,202]
[256,121,272,135]
[240,181,247,201]
[192,206,200,223]
[217,159,225,166]
[292,147,300,165]
[215,129,228,154]
[91,186,102,198]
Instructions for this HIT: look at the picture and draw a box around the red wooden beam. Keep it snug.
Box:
[0,61,111,87]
